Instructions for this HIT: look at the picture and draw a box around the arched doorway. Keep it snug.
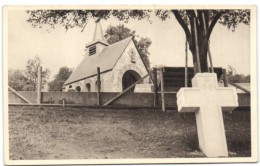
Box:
[122,70,141,92]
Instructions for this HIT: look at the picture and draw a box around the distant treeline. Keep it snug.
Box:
[226,65,250,83]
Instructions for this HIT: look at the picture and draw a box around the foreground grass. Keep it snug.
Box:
[8,106,251,160]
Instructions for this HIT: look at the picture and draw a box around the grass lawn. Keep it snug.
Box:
[8,106,251,160]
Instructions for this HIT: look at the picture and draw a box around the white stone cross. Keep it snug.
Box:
[177,73,238,157]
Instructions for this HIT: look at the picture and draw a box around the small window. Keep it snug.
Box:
[89,45,96,56]
[128,49,136,63]
[130,54,135,63]
[86,83,91,92]
[76,86,81,92]
[69,85,72,88]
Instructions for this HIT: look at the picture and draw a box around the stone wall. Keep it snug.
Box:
[9,91,250,108]
[9,91,37,104]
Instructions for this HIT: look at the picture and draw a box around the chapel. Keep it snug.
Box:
[63,22,150,92]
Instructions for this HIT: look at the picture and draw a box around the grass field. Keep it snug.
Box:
[8,106,251,160]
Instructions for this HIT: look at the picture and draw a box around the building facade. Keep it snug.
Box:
[63,22,149,92]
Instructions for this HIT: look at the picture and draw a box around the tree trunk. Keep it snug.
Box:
[189,38,209,74]
[199,40,209,72]
[172,10,220,74]
[189,47,198,74]
[189,17,209,74]
[189,41,209,74]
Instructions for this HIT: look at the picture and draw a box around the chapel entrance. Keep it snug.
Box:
[122,70,141,92]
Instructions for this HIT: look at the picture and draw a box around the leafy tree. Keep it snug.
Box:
[49,66,73,91]
[104,24,152,69]
[27,10,151,30]
[155,10,250,73]
[27,9,250,73]
[24,56,50,91]
[8,69,28,91]
[8,56,50,91]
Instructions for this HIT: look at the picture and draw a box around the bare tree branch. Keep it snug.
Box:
[186,10,196,20]
[203,10,209,29]
[207,11,224,39]
[197,10,204,30]
[172,10,192,43]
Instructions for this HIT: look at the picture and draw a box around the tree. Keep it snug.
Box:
[27,10,151,31]
[24,56,50,91]
[27,9,250,73]
[155,10,250,73]
[104,24,152,69]
[8,56,50,91]
[8,69,28,91]
[49,66,73,91]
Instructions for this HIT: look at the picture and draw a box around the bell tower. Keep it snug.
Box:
[85,20,109,56]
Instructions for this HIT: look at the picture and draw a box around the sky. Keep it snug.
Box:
[8,10,250,81]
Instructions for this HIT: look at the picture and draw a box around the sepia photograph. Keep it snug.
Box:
[3,5,257,165]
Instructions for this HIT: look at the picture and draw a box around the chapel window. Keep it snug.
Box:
[76,86,81,92]
[95,80,101,91]
[86,83,91,92]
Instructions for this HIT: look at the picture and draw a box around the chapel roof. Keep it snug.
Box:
[64,37,132,85]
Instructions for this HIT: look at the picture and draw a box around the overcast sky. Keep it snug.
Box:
[8,10,250,80]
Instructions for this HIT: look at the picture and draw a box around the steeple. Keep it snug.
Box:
[92,21,108,44]
[85,21,109,56]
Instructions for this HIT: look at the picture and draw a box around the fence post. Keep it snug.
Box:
[37,66,42,104]
[193,17,201,73]
[153,68,158,107]
[202,12,214,73]
[62,99,65,108]
[185,39,188,87]
[97,67,101,105]
[223,68,229,87]
[160,68,165,112]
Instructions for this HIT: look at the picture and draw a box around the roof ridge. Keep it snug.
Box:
[108,36,132,46]
[110,37,132,70]
[99,36,132,59]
